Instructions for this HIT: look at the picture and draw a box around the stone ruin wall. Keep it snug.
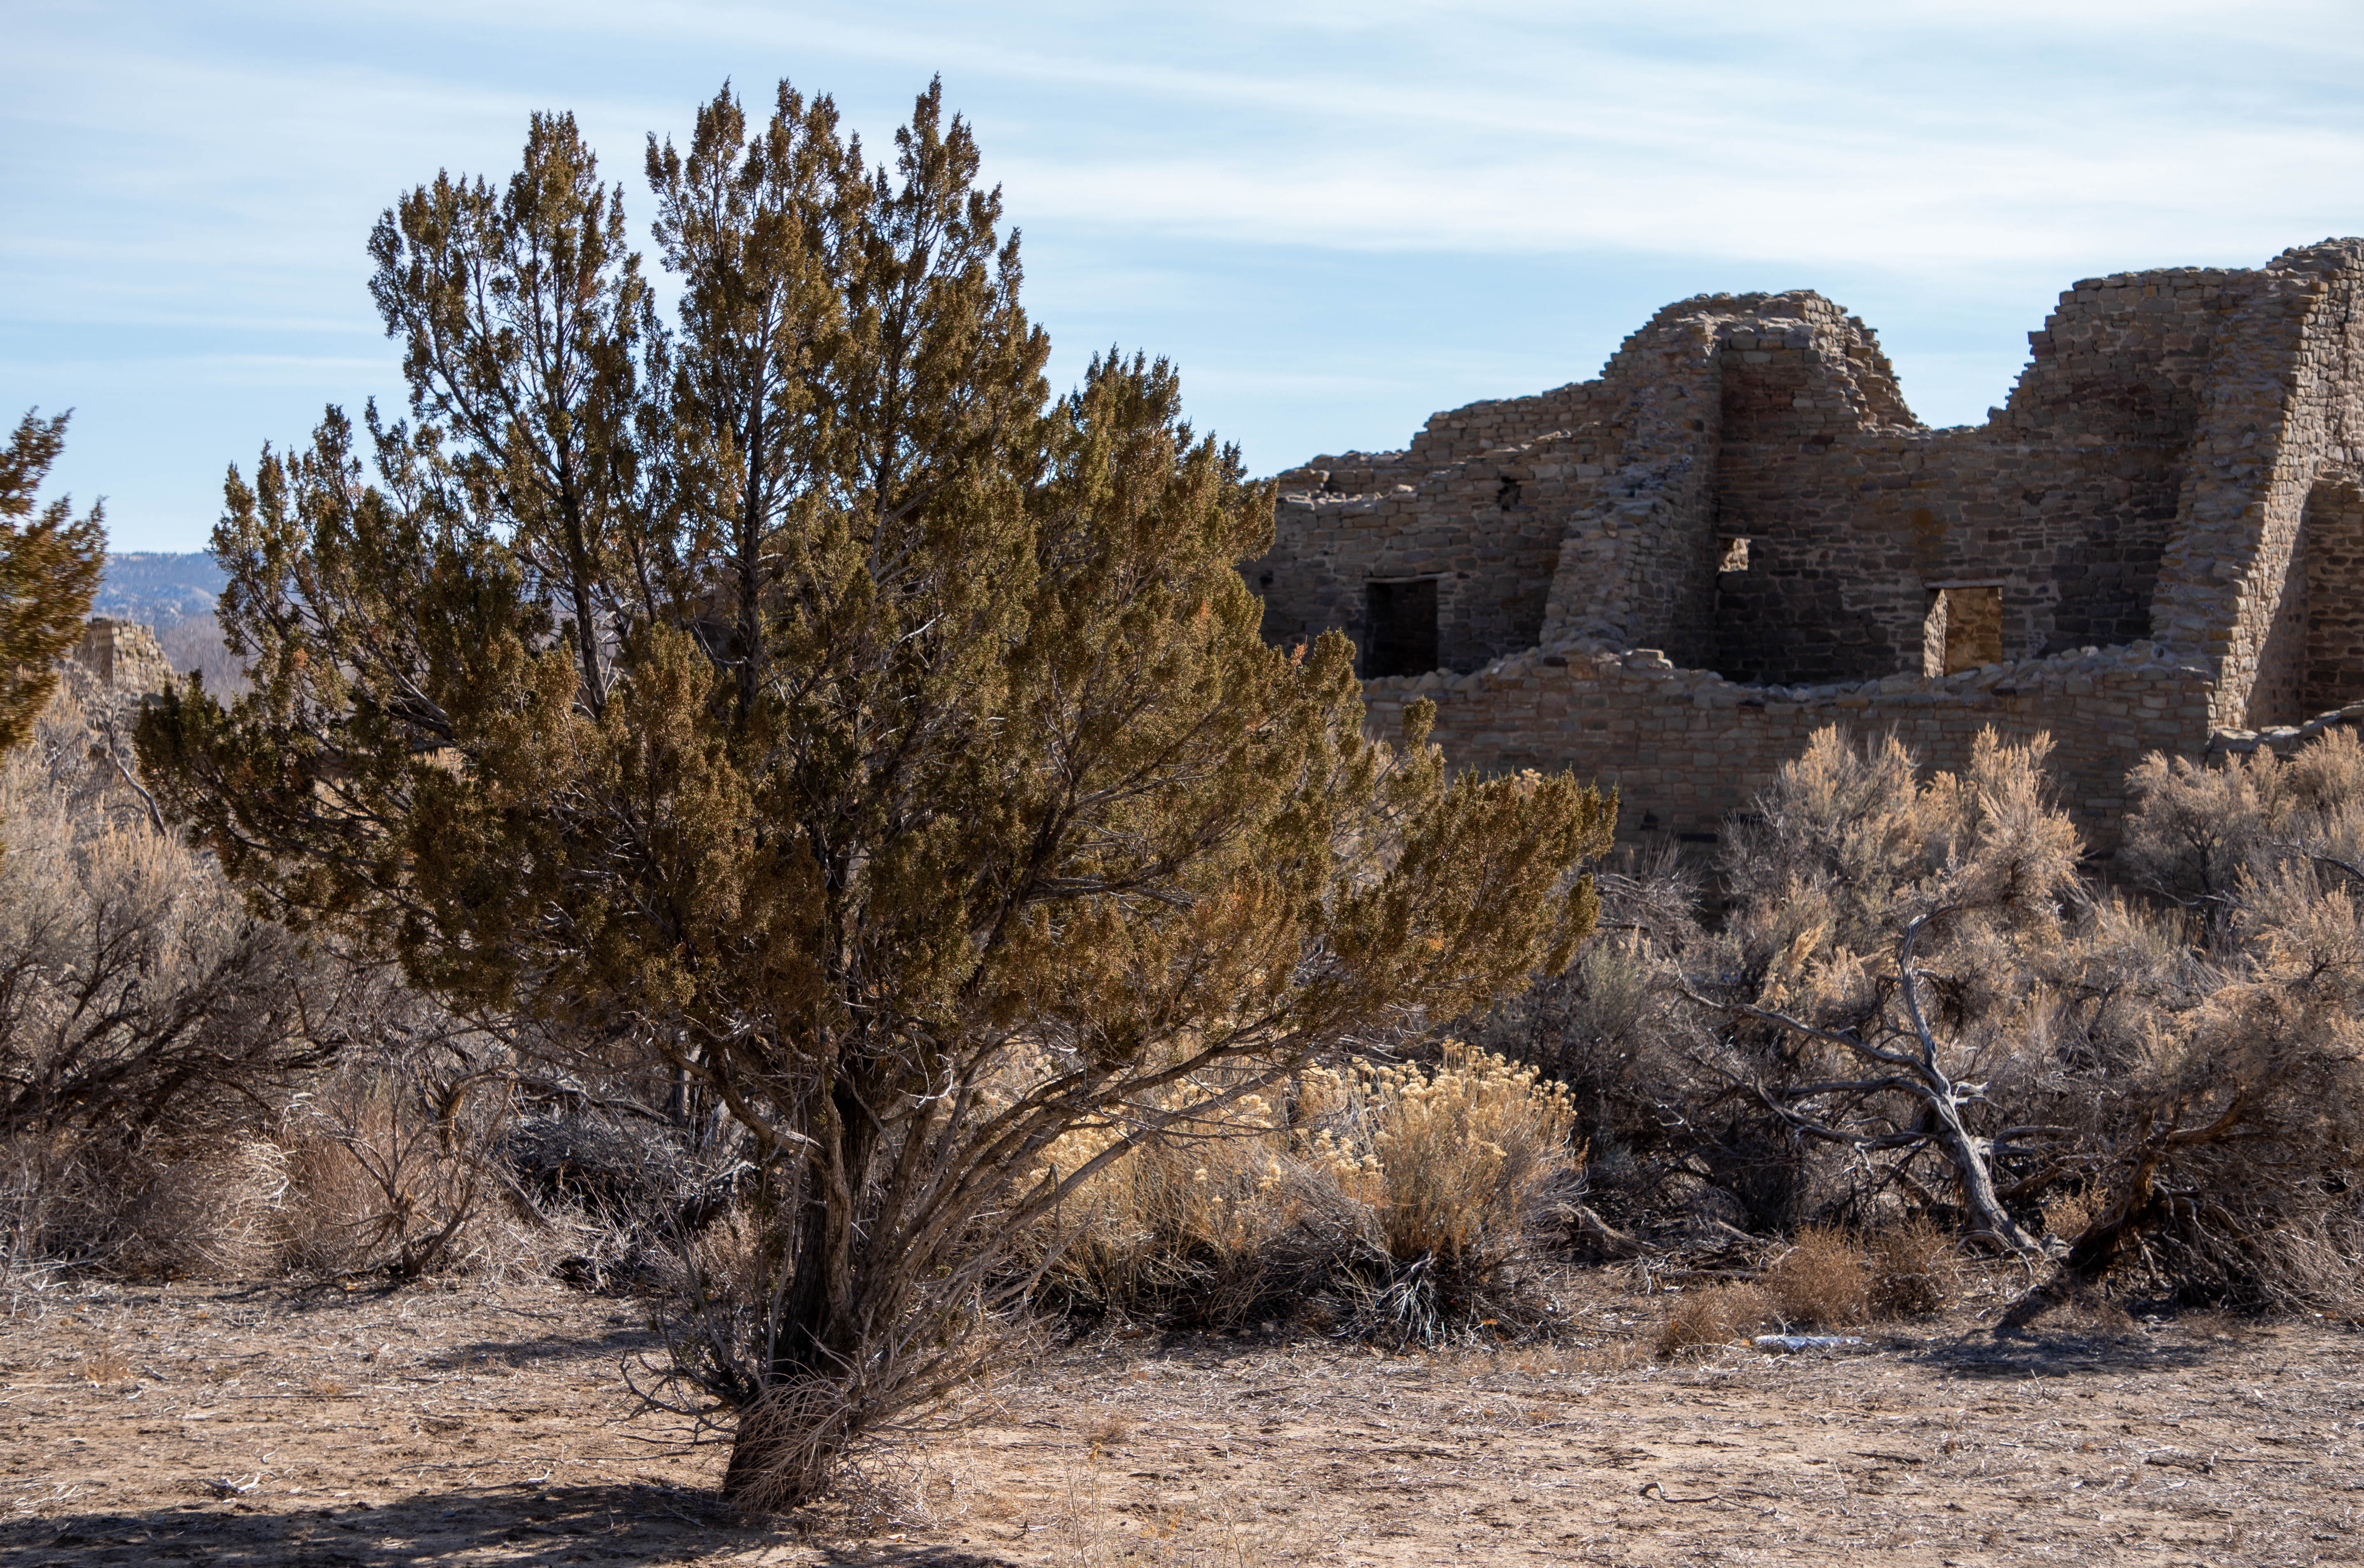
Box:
[1250,241,2364,851]
[1357,641,2216,849]
[69,618,173,694]
[1701,276,2216,684]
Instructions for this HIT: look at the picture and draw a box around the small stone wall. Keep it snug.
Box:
[2211,703,2364,763]
[69,618,173,694]
[1258,433,1613,675]
[1404,384,1610,468]
[1356,639,2217,851]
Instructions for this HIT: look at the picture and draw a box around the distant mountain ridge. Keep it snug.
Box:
[96,552,225,626]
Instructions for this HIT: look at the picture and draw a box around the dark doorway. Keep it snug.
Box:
[1365,578,1439,677]
[2254,476,2364,726]
[2305,478,2364,716]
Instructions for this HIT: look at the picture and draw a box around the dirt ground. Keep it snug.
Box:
[1,1269,2359,1566]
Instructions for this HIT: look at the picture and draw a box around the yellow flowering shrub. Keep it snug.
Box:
[1023,1042,1578,1331]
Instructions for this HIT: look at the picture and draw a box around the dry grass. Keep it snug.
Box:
[1867,1217,1959,1317]
[1657,1222,1952,1356]
[2042,1185,2102,1243]
[73,1343,131,1384]
[1654,1280,1770,1356]
[1763,1224,1871,1327]
[0,1132,295,1282]
[1031,1041,1578,1337]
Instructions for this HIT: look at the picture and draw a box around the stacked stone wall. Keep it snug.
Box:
[2008,269,2231,440]
[2300,474,2364,715]
[69,618,173,694]
[1707,277,2238,686]
[1528,314,1725,665]
[1258,429,1618,674]
[1255,241,2364,853]
[2148,243,2364,729]
[2210,694,2364,762]
[1403,384,1609,468]
[1357,639,2214,850]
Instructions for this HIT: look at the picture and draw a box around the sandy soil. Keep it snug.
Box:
[1,1271,2359,1566]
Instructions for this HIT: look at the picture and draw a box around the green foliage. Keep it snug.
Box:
[136,80,1610,1504]
[0,409,106,756]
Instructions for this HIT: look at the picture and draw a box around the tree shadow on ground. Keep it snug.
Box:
[0,1480,1021,1567]
[409,1325,662,1373]
[1905,1326,2215,1380]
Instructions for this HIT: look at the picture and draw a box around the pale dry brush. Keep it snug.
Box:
[0,684,548,1282]
[0,689,335,1276]
[1654,1281,1771,1357]
[274,1034,555,1282]
[1022,1041,1580,1341]
[1483,721,2364,1315]
[1461,846,1703,1248]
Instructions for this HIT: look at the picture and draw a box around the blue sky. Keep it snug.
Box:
[8,0,2364,551]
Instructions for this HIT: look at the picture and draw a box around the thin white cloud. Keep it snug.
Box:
[12,0,2364,545]
[16,2,2362,288]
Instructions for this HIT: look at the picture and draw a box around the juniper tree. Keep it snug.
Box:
[1,409,106,756]
[136,81,1611,1505]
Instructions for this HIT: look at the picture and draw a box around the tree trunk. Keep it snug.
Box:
[719,1076,875,1510]
[1896,936,2044,1260]
[1927,1095,2044,1259]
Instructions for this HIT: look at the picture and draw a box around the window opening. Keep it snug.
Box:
[1365,578,1439,678]
[1922,584,2001,676]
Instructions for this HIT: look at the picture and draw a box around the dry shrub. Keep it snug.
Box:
[1303,1044,1577,1268]
[1655,1281,1769,1357]
[1023,1081,1295,1325]
[77,1343,133,1385]
[1866,1218,1957,1318]
[1028,1042,1578,1339]
[277,1053,545,1280]
[0,681,524,1284]
[1473,724,2364,1317]
[2053,739,2364,1310]
[2044,1282,2139,1333]
[1763,1226,1871,1328]
[0,689,347,1147]
[0,1132,288,1280]
[2041,1187,2102,1243]
[1463,847,1703,1237]
[658,1203,773,1332]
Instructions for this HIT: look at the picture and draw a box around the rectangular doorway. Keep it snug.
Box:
[1365,578,1439,677]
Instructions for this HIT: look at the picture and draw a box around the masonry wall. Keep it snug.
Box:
[1255,240,2364,851]
[1403,384,1611,468]
[70,618,173,693]
[1357,640,2216,850]
[1706,274,2238,685]
[1540,307,1725,668]
[1255,433,1607,674]
[2299,474,2364,716]
[2149,244,2364,728]
[1257,274,2259,693]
